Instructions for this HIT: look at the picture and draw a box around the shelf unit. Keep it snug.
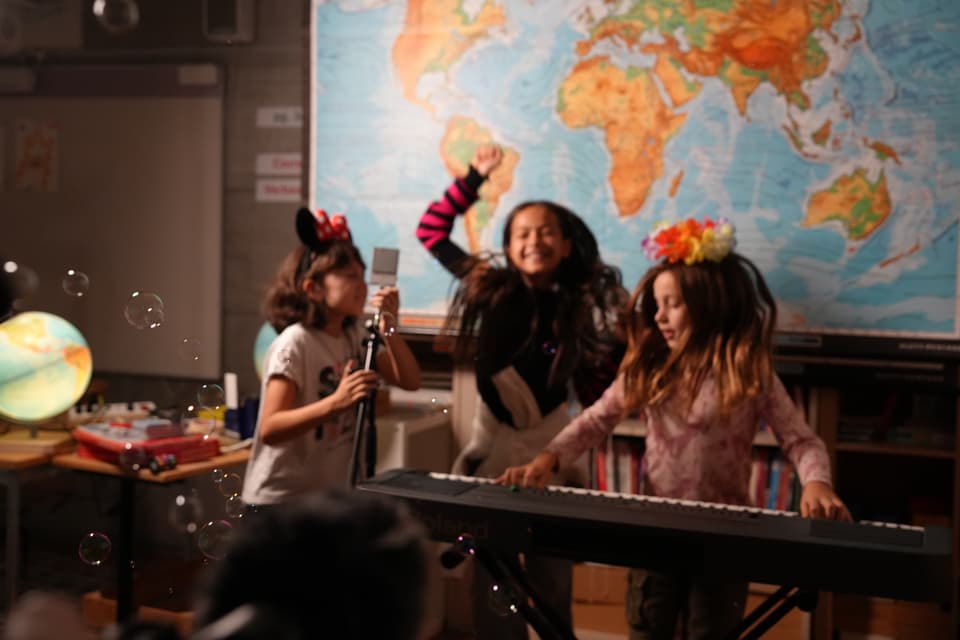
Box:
[796,360,959,640]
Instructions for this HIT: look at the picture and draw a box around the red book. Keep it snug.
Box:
[73,426,220,465]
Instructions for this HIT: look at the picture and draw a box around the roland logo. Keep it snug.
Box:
[414,508,489,541]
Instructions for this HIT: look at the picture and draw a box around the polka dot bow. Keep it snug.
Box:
[641,217,736,265]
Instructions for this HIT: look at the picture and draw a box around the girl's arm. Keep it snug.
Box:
[762,375,852,520]
[370,286,421,391]
[497,376,627,487]
[415,145,502,276]
[258,364,379,446]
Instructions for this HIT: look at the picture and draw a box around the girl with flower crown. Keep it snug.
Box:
[241,209,421,508]
[417,144,628,639]
[499,217,850,639]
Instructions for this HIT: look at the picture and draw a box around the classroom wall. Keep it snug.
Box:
[4,1,308,401]
[2,1,310,551]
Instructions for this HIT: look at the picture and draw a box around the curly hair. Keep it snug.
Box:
[620,252,777,416]
[263,242,366,333]
[446,200,626,390]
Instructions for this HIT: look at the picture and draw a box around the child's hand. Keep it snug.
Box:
[496,451,558,488]
[472,144,503,177]
[370,286,400,333]
[800,481,852,521]
[329,359,379,412]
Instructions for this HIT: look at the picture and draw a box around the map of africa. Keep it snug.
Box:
[310,0,960,342]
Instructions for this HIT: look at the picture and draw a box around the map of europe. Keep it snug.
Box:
[310,0,960,339]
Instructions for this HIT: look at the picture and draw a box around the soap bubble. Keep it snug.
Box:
[92,0,140,34]
[124,291,164,329]
[62,269,90,297]
[78,532,112,566]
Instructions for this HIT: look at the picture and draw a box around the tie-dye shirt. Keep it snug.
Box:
[546,374,832,506]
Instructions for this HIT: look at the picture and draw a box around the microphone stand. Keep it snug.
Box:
[348,313,381,488]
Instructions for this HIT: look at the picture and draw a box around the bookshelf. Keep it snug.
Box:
[807,364,959,640]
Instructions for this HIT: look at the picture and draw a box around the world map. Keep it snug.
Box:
[310,0,960,341]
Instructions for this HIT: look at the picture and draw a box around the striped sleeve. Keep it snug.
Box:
[416,167,484,251]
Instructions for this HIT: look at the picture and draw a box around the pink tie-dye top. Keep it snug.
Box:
[546,374,832,506]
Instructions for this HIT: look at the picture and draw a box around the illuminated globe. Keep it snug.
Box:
[0,311,92,423]
[253,322,278,381]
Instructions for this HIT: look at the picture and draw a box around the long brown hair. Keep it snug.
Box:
[446,201,625,389]
[620,252,776,416]
[264,242,366,332]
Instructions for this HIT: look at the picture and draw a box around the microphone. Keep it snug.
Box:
[349,247,400,487]
[366,247,399,360]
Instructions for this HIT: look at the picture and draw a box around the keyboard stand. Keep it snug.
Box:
[727,586,818,640]
[472,546,578,640]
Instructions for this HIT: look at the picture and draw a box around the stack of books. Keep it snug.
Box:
[72,418,220,467]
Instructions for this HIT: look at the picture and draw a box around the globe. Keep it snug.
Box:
[0,311,92,423]
[253,322,278,381]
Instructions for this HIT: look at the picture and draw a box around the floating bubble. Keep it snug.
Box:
[217,473,242,498]
[62,269,90,297]
[124,291,164,330]
[92,0,140,34]
[224,495,245,519]
[177,337,202,363]
[197,384,225,410]
[211,467,224,484]
[4,260,38,300]
[117,445,147,473]
[197,520,233,560]
[379,310,398,337]
[439,532,478,569]
[181,403,217,436]
[78,532,111,566]
[168,492,203,534]
[488,583,520,617]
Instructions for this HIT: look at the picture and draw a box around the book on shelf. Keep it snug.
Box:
[592,436,644,493]
[748,450,799,511]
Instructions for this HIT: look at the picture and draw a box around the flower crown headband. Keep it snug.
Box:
[641,217,736,265]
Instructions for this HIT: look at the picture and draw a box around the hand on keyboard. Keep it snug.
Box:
[496,451,559,488]
[800,480,852,521]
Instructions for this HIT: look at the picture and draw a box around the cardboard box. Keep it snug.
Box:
[573,563,629,605]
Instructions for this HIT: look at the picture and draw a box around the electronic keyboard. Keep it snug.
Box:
[358,468,953,603]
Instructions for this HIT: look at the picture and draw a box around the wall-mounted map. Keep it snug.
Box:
[310,0,960,350]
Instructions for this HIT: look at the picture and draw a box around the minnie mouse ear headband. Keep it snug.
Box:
[294,208,352,281]
[296,207,352,250]
[641,217,736,265]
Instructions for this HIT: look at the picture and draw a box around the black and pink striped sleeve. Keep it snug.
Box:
[416,166,485,276]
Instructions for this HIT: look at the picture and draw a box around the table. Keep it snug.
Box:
[0,450,52,607]
[52,449,250,623]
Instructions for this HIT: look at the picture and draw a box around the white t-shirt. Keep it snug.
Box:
[241,322,365,505]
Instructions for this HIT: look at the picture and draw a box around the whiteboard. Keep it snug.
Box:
[1,64,223,378]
